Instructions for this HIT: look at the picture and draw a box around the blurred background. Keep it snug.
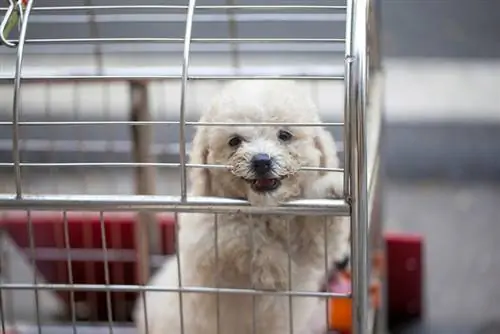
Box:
[0,0,499,333]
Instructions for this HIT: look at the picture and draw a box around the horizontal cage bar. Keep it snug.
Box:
[0,162,344,173]
[14,38,345,44]
[0,194,350,215]
[0,75,345,82]
[0,5,347,12]
[0,121,345,127]
[0,283,349,298]
[0,139,345,157]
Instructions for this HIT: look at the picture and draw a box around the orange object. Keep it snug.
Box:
[329,296,352,332]
[327,234,424,332]
[328,279,381,331]
[327,273,351,331]
[327,251,384,332]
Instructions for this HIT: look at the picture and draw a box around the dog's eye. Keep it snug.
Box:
[228,136,243,147]
[277,130,293,142]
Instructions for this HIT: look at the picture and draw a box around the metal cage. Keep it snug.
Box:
[0,0,384,333]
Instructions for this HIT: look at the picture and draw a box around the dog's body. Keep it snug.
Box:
[134,80,350,334]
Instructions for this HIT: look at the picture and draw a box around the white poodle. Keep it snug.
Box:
[133,80,351,334]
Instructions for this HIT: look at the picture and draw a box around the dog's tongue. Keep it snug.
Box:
[255,179,274,187]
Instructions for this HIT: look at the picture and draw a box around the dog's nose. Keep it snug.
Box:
[251,153,272,175]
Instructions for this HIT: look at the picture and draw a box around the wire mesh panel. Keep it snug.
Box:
[0,0,383,333]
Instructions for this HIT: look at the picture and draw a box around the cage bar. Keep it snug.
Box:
[0,0,384,333]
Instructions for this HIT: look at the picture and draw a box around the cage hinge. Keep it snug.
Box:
[0,0,28,48]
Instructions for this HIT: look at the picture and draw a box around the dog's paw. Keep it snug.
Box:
[334,253,350,271]
[307,173,344,199]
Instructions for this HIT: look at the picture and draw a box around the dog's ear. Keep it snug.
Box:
[188,126,212,196]
[314,128,340,173]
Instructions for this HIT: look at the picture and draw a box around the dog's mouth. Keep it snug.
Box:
[246,178,281,193]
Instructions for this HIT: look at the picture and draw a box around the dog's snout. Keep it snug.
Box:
[251,153,272,175]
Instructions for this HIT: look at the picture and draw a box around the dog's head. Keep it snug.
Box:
[188,80,340,205]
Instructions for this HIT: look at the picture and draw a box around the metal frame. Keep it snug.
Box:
[0,1,383,333]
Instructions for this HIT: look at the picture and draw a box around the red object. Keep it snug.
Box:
[0,211,176,321]
[385,233,423,327]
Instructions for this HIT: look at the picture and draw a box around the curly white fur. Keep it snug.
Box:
[133,80,351,334]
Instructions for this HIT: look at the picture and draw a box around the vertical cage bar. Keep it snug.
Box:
[11,0,34,198]
[343,0,354,200]
[140,286,150,334]
[54,211,66,317]
[0,228,7,333]
[111,213,126,320]
[323,219,330,332]
[174,212,185,334]
[369,1,386,329]
[26,210,42,334]
[0,283,4,334]
[44,83,57,194]
[0,214,14,326]
[82,214,97,320]
[62,211,78,334]
[213,213,221,334]
[250,214,256,334]
[179,0,197,202]
[348,0,370,333]
[99,212,114,334]
[287,220,295,334]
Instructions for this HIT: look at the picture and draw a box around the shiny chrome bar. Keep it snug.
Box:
[0,74,345,82]
[0,282,350,298]
[11,0,35,198]
[346,0,370,333]
[0,194,350,216]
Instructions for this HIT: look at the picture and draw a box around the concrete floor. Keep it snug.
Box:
[386,181,500,334]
